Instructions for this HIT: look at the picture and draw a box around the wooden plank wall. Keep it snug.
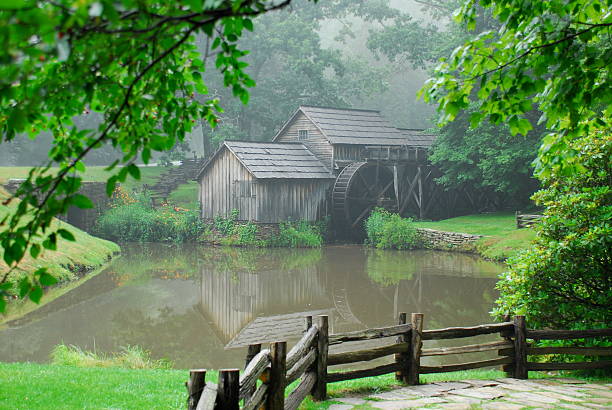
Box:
[256,179,331,223]
[276,112,333,170]
[333,144,363,163]
[199,148,257,220]
[199,146,332,223]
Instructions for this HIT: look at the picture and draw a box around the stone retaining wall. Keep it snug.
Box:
[416,228,483,250]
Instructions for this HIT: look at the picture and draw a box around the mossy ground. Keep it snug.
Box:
[413,212,536,261]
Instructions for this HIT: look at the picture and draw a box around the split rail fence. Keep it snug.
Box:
[515,211,544,228]
[186,313,612,410]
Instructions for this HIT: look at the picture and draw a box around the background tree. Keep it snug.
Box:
[0,0,313,311]
[421,0,611,332]
[193,0,395,152]
[368,0,543,207]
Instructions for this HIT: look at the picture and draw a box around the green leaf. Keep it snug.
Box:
[127,164,141,180]
[0,0,30,10]
[29,286,43,303]
[71,194,94,209]
[30,243,41,259]
[57,229,76,241]
[19,278,31,298]
[39,272,58,286]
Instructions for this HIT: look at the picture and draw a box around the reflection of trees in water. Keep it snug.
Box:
[111,243,201,284]
[365,249,501,286]
[197,246,323,274]
[327,249,502,331]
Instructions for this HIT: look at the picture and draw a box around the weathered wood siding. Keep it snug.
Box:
[334,144,364,162]
[256,179,331,223]
[199,147,332,222]
[199,147,257,220]
[276,112,333,170]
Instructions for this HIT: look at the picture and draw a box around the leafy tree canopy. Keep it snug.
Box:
[369,0,543,205]
[420,0,611,178]
[0,0,315,311]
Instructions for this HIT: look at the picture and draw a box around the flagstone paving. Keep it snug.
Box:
[323,378,611,409]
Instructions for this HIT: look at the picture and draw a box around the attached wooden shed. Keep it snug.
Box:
[197,140,335,223]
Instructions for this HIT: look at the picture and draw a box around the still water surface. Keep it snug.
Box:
[0,244,503,369]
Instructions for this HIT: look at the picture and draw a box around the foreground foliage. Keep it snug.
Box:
[0,0,312,311]
[365,208,420,250]
[494,132,611,331]
[421,0,611,180]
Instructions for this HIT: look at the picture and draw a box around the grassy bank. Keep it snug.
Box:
[413,212,536,260]
[0,187,120,322]
[1,361,572,409]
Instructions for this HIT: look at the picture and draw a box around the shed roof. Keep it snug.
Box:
[399,129,437,148]
[198,140,334,180]
[282,105,417,146]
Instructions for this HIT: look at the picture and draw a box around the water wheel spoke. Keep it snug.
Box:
[357,172,374,197]
[351,204,374,228]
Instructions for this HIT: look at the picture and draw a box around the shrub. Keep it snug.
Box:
[273,220,323,248]
[494,130,611,374]
[95,190,204,242]
[365,208,420,250]
[214,209,239,235]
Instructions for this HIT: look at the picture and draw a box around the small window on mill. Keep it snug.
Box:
[298,129,308,140]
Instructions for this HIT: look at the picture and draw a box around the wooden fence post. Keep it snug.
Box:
[513,315,528,379]
[408,313,423,385]
[267,341,287,410]
[187,369,206,410]
[244,344,261,402]
[312,315,329,401]
[217,369,240,410]
[395,312,409,383]
[304,315,313,332]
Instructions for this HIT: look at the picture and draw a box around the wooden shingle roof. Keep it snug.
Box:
[399,128,437,148]
[298,106,412,146]
[198,140,334,180]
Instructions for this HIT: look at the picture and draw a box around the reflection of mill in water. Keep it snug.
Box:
[198,248,500,350]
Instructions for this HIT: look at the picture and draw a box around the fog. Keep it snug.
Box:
[1,0,452,167]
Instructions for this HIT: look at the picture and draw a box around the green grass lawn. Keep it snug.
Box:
[413,213,537,261]
[1,362,561,410]
[0,362,190,410]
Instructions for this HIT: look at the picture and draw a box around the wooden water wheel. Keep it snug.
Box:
[332,162,396,229]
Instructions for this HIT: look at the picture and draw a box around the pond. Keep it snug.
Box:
[0,244,504,369]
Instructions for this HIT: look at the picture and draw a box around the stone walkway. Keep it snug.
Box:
[325,378,612,409]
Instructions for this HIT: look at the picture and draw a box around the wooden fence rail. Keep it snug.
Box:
[186,313,612,410]
[516,211,544,228]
